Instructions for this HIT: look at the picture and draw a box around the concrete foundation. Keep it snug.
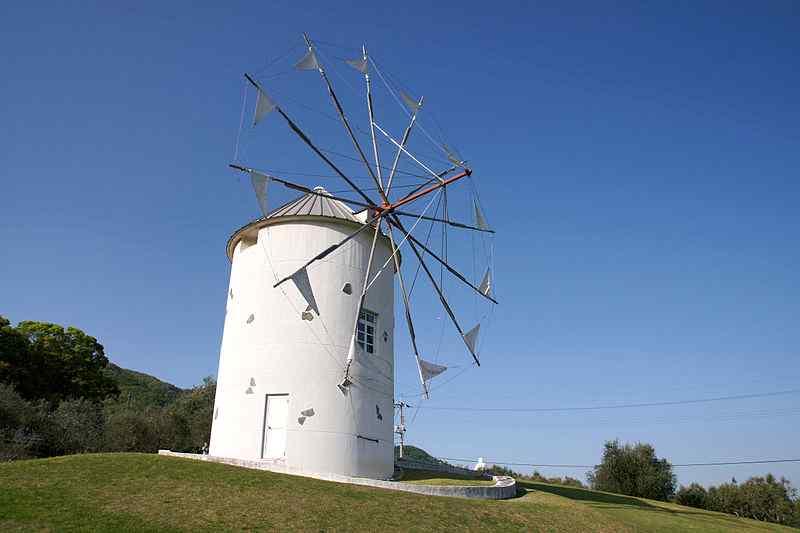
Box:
[158,450,516,500]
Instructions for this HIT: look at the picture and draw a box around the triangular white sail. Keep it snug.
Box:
[418,358,447,382]
[290,267,319,316]
[444,144,464,167]
[295,49,320,71]
[249,171,269,217]
[474,199,489,231]
[463,323,480,354]
[253,87,276,125]
[346,57,368,74]
[478,268,492,297]
[400,90,421,113]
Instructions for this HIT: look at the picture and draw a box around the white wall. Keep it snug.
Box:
[209,217,395,479]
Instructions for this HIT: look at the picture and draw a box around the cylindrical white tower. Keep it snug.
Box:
[209,187,396,479]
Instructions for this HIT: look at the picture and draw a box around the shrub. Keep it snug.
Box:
[676,483,707,509]
[587,439,676,501]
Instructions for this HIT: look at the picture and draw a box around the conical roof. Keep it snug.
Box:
[226,186,369,260]
[266,186,359,222]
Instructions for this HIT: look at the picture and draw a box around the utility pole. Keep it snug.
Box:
[394,401,410,458]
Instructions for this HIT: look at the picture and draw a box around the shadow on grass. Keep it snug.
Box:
[520,481,658,509]
[519,481,759,528]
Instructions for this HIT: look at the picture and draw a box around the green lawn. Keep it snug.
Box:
[0,454,794,532]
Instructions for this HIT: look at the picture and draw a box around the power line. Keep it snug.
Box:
[438,457,800,469]
[416,388,800,413]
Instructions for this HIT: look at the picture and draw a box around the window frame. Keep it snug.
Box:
[356,309,378,355]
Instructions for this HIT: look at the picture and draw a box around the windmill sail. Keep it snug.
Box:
[463,323,480,354]
[253,87,276,125]
[399,90,421,113]
[249,171,269,217]
[295,49,320,71]
[418,358,447,382]
[474,199,490,231]
[290,267,319,316]
[444,144,464,167]
[346,57,368,74]
[478,268,492,297]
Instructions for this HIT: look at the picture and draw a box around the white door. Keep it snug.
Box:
[262,395,289,459]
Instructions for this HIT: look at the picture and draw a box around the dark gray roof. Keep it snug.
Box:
[266,186,360,222]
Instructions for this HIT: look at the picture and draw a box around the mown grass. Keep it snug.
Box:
[399,468,495,486]
[0,454,794,532]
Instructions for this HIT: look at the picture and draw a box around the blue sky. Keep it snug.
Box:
[2,1,798,487]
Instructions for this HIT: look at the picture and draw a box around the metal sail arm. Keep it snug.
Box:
[376,169,471,215]
[230,164,485,235]
[340,221,383,388]
[385,96,424,195]
[392,209,495,234]
[272,213,382,288]
[229,164,376,213]
[398,166,457,202]
[244,73,375,207]
[360,45,385,198]
[388,226,429,398]
[373,122,443,183]
[389,215,481,366]
[300,35,388,205]
[388,218,498,305]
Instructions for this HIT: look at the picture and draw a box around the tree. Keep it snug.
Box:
[587,439,676,501]
[0,383,50,460]
[0,317,118,404]
[166,376,215,452]
[0,317,32,393]
[676,483,708,509]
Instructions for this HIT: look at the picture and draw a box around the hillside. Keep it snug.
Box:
[103,363,183,409]
[1,454,794,532]
[395,444,449,465]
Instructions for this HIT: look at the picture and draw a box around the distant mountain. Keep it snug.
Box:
[103,363,183,409]
[395,445,448,465]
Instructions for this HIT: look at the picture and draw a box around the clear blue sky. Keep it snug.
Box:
[2,1,798,488]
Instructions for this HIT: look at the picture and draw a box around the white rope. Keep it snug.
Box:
[364,189,442,292]
[369,56,456,162]
[258,226,397,398]
[233,82,248,162]
[372,122,443,182]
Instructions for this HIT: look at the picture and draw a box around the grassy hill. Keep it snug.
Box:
[103,363,183,409]
[1,454,794,532]
[395,444,449,464]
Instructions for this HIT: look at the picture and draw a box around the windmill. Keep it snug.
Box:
[211,34,495,478]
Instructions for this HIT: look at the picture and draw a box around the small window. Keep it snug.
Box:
[357,309,377,354]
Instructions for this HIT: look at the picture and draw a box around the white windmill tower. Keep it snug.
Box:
[209,34,496,479]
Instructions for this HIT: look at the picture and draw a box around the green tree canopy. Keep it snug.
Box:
[587,439,676,501]
[676,482,708,509]
[0,316,118,403]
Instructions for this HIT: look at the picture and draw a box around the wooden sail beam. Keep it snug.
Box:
[392,221,498,305]
[385,96,424,196]
[244,73,375,207]
[229,164,375,213]
[388,226,429,398]
[376,169,471,213]
[392,209,494,234]
[396,166,457,203]
[231,164,487,234]
[389,214,481,366]
[301,35,389,205]
[340,220,383,388]
[373,122,443,184]
[271,213,382,288]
